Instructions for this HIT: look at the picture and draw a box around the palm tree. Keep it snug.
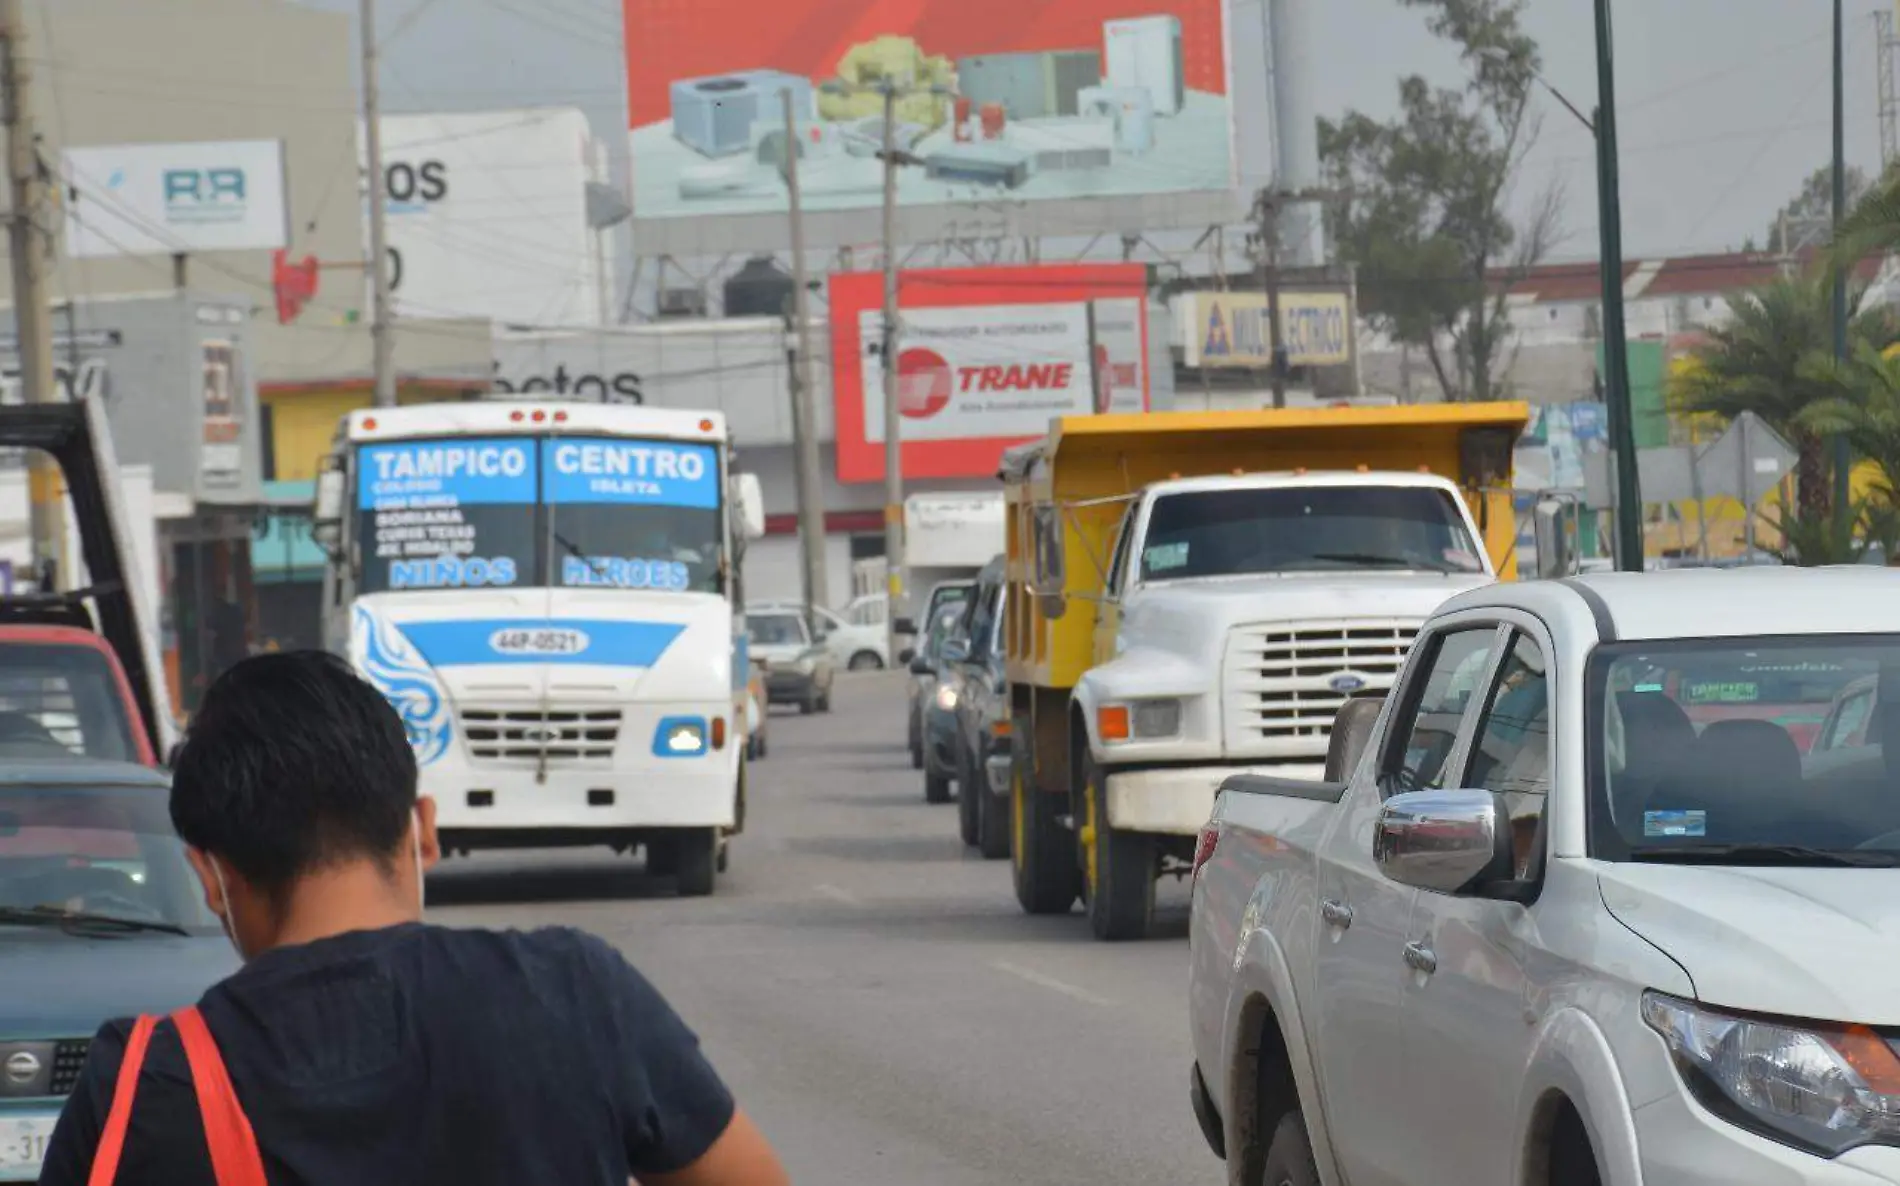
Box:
[1674,273,1892,519]
[1800,343,1900,492]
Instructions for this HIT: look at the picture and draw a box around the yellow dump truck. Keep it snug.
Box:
[994,402,1531,940]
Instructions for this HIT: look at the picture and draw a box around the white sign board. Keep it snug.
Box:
[63,141,288,259]
[373,110,607,327]
[860,302,1111,443]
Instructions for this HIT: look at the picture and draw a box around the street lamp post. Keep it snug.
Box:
[1593,0,1643,573]
[1487,16,1643,572]
[1832,0,1852,518]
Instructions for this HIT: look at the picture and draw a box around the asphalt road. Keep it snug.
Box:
[425,671,1221,1186]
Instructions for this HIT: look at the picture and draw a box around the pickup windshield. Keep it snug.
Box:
[1137,485,1484,582]
[0,644,140,764]
[355,435,724,595]
[1592,638,1900,860]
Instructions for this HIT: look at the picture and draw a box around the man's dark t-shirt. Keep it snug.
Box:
[38,923,736,1185]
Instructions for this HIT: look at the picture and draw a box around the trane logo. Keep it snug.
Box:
[957,363,1074,393]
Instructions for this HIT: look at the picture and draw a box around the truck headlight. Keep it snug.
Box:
[934,684,959,711]
[793,656,816,675]
[1132,699,1181,739]
[654,717,708,757]
[1642,991,1900,1155]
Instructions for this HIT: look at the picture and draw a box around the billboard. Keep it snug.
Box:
[370,110,608,326]
[62,140,289,259]
[830,264,1148,482]
[622,0,1234,245]
[1178,290,1353,368]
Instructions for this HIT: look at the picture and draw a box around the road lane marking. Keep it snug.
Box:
[990,960,1112,1007]
[813,883,862,906]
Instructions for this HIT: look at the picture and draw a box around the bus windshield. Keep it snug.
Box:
[354,434,724,595]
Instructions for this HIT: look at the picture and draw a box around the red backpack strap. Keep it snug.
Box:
[170,1007,269,1186]
[87,1015,159,1186]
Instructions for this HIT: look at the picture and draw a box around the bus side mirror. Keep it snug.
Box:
[732,473,766,542]
[1533,497,1580,580]
[312,467,345,560]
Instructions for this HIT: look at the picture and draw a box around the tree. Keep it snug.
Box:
[1318,0,1561,402]
[1766,165,1871,254]
[1800,343,1900,501]
[1673,274,1894,519]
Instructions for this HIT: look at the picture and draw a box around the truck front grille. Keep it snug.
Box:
[1221,620,1421,759]
[458,708,621,765]
[51,1039,88,1096]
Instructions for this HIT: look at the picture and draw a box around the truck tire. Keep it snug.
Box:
[1081,755,1156,941]
[1011,736,1079,914]
[925,765,953,804]
[817,685,833,713]
[976,752,1010,860]
[909,707,923,769]
[674,828,718,897]
[799,691,817,715]
[1261,1112,1320,1186]
[956,744,980,847]
[646,839,678,877]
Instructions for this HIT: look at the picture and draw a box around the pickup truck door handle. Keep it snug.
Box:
[1320,900,1354,930]
[1402,941,1437,975]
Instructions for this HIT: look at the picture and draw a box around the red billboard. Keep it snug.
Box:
[621,0,1232,225]
[829,263,1150,483]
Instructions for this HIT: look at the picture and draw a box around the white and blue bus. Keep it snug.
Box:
[311,401,764,895]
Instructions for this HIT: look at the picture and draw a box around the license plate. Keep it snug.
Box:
[0,1114,57,1175]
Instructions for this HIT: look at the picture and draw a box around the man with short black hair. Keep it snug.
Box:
[40,650,787,1186]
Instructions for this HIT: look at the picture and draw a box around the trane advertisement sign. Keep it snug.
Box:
[831,264,1150,482]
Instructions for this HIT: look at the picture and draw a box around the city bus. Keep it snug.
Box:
[310,401,765,895]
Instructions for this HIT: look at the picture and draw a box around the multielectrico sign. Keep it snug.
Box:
[62,140,289,259]
[829,264,1150,482]
[1178,290,1353,369]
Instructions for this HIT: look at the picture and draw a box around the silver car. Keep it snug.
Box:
[746,610,836,715]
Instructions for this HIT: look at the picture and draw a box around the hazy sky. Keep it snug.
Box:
[306,0,1887,266]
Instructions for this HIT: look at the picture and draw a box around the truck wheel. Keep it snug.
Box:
[799,692,816,715]
[1011,739,1079,914]
[956,745,980,847]
[908,708,923,769]
[674,828,718,897]
[817,686,833,713]
[1261,1112,1320,1186]
[925,765,953,804]
[1081,755,1156,941]
[646,840,678,877]
[976,756,1010,860]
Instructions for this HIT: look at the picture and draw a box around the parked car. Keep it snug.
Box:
[907,602,969,772]
[0,621,159,767]
[745,610,834,714]
[945,557,1010,859]
[752,600,887,672]
[0,759,235,1183]
[1188,567,1900,1186]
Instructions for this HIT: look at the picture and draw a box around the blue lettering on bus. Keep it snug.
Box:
[542,439,719,509]
[389,556,519,590]
[562,555,689,591]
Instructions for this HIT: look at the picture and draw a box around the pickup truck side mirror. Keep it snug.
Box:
[1324,697,1385,783]
[894,618,917,637]
[1533,496,1581,580]
[1373,788,1514,895]
[908,654,933,675]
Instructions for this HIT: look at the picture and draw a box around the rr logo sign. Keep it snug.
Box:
[163,168,247,223]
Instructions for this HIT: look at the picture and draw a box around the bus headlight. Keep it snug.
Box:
[654,717,708,757]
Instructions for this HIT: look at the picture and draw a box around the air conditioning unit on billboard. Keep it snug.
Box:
[670,70,815,158]
[957,51,1100,119]
[1104,16,1184,117]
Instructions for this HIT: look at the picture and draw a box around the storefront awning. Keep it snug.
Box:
[252,480,324,583]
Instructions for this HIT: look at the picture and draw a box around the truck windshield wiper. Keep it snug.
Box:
[0,904,190,936]
[551,530,614,583]
[1631,844,1900,868]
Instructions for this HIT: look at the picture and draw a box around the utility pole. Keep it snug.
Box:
[879,82,904,659]
[1831,0,1851,519]
[1,0,61,587]
[1594,0,1642,573]
[780,89,829,632]
[1256,189,1288,409]
[360,0,396,408]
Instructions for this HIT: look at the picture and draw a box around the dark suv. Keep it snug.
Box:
[945,557,1010,860]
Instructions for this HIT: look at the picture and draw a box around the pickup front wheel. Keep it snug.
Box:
[1261,1112,1320,1186]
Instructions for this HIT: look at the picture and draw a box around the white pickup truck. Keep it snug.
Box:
[1188,567,1900,1186]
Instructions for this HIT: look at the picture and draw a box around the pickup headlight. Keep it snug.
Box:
[934,684,959,711]
[793,656,816,675]
[1642,991,1900,1155]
